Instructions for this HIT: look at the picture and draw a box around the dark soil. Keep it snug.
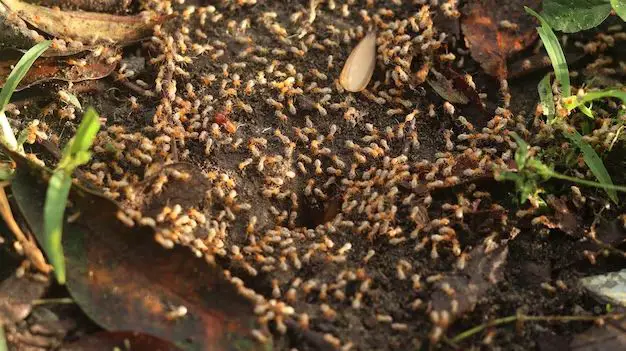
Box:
[2,0,626,350]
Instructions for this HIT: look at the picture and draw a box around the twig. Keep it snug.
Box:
[0,187,51,274]
[451,313,626,343]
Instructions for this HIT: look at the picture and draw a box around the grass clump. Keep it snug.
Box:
[0,41,101,284]
[499,8,626,205]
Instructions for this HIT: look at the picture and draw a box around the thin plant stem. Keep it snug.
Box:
[0,111,17,151]
[451,313,625,343]
[548,171,626,193]
[451,315,517,343]
[32,297,74,306]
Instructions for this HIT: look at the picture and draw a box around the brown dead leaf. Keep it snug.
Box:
[0,274,50,325]
[427,68,470,104]
[33,0,132,14]
[61,331,181,351]
[546,195,581,237]
[571,318,626,351]
[0,0,168,46]
[461,0,541,79]
[8,151,266,351]
[0,51,117,91]
[431,244,508,322]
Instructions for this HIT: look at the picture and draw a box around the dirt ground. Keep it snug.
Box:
[1,0,626,350]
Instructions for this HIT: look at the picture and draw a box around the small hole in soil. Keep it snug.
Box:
[297,196,342,229]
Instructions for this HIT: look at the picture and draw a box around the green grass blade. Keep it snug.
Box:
[538,74,556,121]
[562,128,618,203]
[0,325,7,351]
[0,41,51,150]
[67,107,100,159]
[564,89,626,111]
[525,7,571,96]
[0,41,51,111]
[578,103,595,119]
[43,170,72,284]
[509,132,529,170]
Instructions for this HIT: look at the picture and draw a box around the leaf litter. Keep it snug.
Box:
[461,0,541,79]
[7,149,264,351]
[0,0,168,46]
[0,51,117,91]
[61,331,180,351]
[2,0,626,350]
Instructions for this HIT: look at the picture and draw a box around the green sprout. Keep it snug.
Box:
[522,7,623,203]
[0,41,100,284]
[44,107,101,284]
[497,133,626,205]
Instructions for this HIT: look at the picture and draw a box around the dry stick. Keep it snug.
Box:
[451,313,626,343]
[0,186,51,273]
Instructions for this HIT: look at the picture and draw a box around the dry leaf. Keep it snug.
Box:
[461,0,540,79]
[0,51,117,91]
[571,318,626,351]
[61,331,181,351]
[33,0,132,14]
[0,274,50,325]
[0,0,168,45]
[8,150,266,351]
[427,68,470,104]
[431,244,508,322]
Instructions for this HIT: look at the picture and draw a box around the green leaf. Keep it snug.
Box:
[611,0,626,21]
[564,89,626,111]
[538,74,556,121]
[562,128,618,203]
[43,170,72,284]
[542,0,612,33]
[525,7,571,96]
[579,103,595,118]
[68,107,100,159]
[510,132,530,170]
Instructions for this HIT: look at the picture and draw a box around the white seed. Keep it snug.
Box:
[340,32,376,92]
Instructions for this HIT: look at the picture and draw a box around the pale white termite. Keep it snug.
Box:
[340,31,376,92]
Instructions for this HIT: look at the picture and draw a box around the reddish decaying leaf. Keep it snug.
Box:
[461,0,541,79]
[61,331,181,351]
[0,52,117,91]
[8,151,266,351]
